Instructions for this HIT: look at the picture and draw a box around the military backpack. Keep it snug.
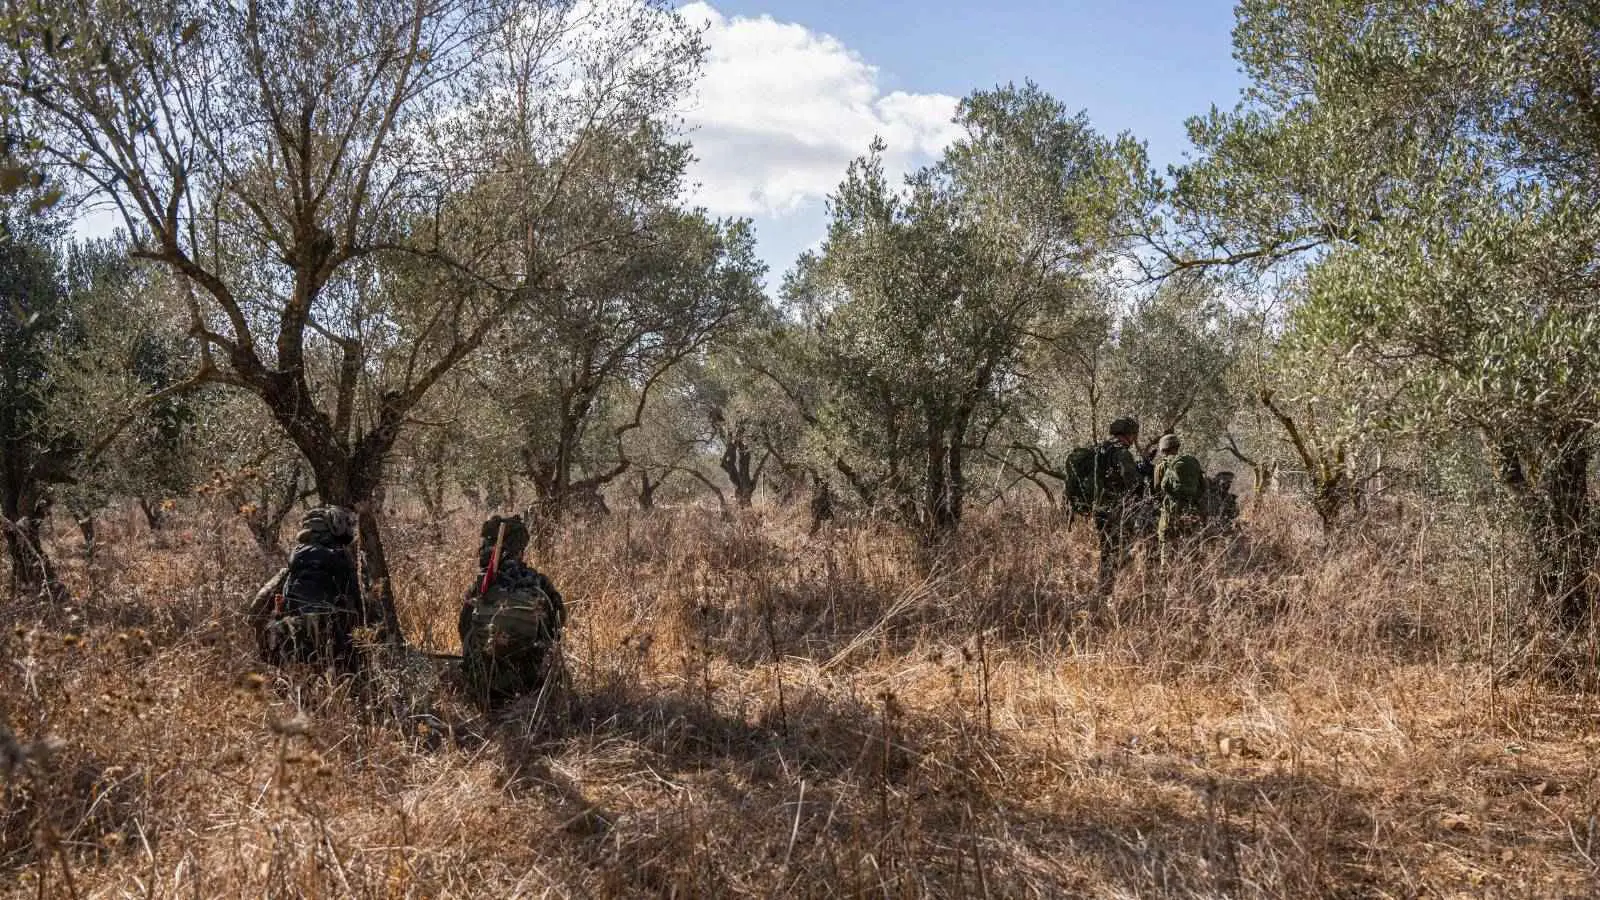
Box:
[1160,454,1205,506]
[1064,442,1131,514]
[460,565,563,705]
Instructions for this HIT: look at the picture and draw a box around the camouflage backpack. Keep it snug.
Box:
[1160,454,1206,511]
[460,564,563,705]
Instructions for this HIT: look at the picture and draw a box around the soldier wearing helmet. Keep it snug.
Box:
[1153,433,1207,567]
[458,514,566,708]
[256,505,366,671]
[1092,417,1143,596]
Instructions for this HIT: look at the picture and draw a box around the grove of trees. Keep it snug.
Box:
[1,0,1596,636]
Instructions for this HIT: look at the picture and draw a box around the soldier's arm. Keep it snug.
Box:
[247,567,289,626]
[540,574,566,629]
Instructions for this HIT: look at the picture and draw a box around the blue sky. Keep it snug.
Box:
[71,1,1248,286]
[676,0,1248,284]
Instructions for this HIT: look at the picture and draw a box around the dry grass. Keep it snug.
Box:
[4,497,1600,898]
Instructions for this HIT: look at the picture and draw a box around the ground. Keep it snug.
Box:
[2,499,1598,897]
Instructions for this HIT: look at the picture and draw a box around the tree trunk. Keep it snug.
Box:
[138,497,166,531]
[2,496,59,599]
[808,476,834,536]
[61,497,97,559]
[720,436,759,508]
[354,505,401,641]
[417,438,448,541]
[527,413,582,521]
[1536,436,1592,630]
[922,410,962,531]
[75,513,95,557]
[1260,390,1352,529]
[924,425,946,528]
[1495,433,1596,631]
[948,411,969,527]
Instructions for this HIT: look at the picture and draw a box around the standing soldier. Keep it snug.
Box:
[1154,433,1207,567]
[1205,470,1241,534]
[1092,417,1143,597]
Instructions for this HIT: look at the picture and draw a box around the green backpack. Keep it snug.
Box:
[460,567,563,706]
[1160,454,1205,509]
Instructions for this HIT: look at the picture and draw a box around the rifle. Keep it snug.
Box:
[478,520,508,596]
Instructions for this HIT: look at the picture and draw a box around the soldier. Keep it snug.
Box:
[459,514,566,708]
[254,505,365,672]
[1205,470,1241,533]
[1153,434,1206,567]
[1092,417,1143,597]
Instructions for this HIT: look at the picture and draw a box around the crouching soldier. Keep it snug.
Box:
[459,514,565,708]
[250,506,365,672]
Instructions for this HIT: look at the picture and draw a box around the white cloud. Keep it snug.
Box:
[676,3,963,218]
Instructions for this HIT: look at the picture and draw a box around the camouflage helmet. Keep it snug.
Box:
[1158,433,1181,453]
[479,514,531,566]
[1109,417,1139,438]
[1214,470,1236,485]
[297,505,355,546]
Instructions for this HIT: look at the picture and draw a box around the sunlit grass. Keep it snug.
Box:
[1,498,1593,897]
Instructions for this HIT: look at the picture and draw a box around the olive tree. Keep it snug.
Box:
[1160,0,1600,626]
[494,192,766,520]
[0,0,703,634]
[0,208,70,595]
[791,83,1144,529]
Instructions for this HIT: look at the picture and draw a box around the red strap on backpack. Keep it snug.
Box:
[477,521,508,597]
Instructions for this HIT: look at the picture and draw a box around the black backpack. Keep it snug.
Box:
[258,543,363,670]
[1064,442,1129,514]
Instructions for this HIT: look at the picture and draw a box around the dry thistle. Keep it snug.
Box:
[235,671,269,696]
[269,715,313,737]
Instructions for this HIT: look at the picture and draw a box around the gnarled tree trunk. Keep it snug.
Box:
[2,498,58,599]
[720,435,764,508]
[1494,429,1595,631]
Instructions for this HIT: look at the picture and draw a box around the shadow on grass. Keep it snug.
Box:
[468,669,1432,898]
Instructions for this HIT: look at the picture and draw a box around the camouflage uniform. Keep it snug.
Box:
[259,506,365,671]
[459,515,566,707]
[1093,418,1143,596]
[1204,471,1241,535]
[1154,434,1206,568]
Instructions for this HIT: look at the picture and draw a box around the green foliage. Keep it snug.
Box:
[1166,0,1600,616]
[485,168,768,513]
[1105,278,1243,452]
[48,239,200,520]
[1173,0,1600,451]
[0,208,72,519]
[790,83,1145,526]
